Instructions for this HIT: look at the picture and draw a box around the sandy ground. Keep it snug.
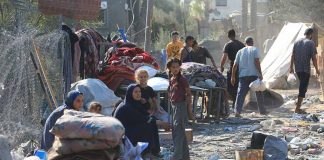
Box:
[160,87,324,160]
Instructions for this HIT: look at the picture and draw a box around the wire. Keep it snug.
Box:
[126,0,137,35]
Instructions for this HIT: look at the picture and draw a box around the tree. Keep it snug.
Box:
[189,0,205,37]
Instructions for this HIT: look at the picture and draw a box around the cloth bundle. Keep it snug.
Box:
[48,110,125,159]
[181,62,226,88]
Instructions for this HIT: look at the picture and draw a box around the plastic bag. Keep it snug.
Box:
[121,137,148,160]
[205,79,216,88]
[147,77,169,90]
[287,73,297,85]
[263,135,288,160]
[50,110,125,147]
[249,79,266,92]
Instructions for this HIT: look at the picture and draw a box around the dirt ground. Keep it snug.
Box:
[161,87,324,160]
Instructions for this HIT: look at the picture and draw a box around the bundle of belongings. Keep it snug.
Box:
[181,62,229,118]
[97,45,159,92]
[71,78,122,115]
[47,110,125,160]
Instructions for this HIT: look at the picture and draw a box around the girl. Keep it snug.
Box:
[167,58,194,160]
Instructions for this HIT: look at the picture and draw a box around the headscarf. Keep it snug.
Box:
[123,84,143,111]
[65,90,83,109]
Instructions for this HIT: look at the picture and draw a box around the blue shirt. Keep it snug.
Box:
[234,46,260,78]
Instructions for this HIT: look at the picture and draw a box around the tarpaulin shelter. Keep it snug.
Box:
[38,0,100,20]
[261,22,322,89]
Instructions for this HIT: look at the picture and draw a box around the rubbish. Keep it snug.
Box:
[50,110,125,147]
[121,136,148,160]
[230,136,242,143]
[318,128,324,133]
[281,127,298,133]
[289,149,300,155]
[306,114,319,122]
[205,79,216,88]
[249,79,266,92]
[287,73,297,85]
[235,149,263,160]
[224,127,234,132]
[34,150,47,160]
[308,124,321,131]
[308,148,321,154]
[208,154,220,160]
[263,135,288,160]
[260,120,279,130]
[24,156,40,160]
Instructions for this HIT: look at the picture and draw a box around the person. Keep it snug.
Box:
[191,40,217,68]
[41,90,84,151]
[231,37,267,117]
[180,36,195,62]
[135,69,169,121]
[113,84,170,158]
[263,36,276,55]
[289,28,320,114]
[167,58,193,160]
[220,29,245,109]
[166,31,184,60]
[88,102,102,114]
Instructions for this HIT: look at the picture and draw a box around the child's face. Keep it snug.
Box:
[169,62,181,75]
[89,106,101,114]
[137,72,148,85]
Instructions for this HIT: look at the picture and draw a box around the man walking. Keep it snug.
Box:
[289,28,320,114]
[220,29,245,108]
[231,37,267,117]
[166,31,184,60]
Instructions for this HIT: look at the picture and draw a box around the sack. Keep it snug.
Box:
[50,110,124,147]
[287,73,297,85]
[50,138,112,155]
[249,79,266,92]
[147,77,169,90]
[263,135,288,160]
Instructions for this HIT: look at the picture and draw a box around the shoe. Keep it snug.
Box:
[235,113,242,118]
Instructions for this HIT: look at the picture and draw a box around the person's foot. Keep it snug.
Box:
[235,113,242,118]
[295,108,307,114]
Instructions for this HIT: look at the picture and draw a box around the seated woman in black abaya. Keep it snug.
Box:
[113,84,170,157]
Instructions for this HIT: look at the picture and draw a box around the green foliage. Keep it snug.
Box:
[189,0,205,20]
[154,28,170,50]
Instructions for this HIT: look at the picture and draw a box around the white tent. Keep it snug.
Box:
[261,22,313,88]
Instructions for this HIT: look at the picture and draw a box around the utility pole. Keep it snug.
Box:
[144,0,153,51]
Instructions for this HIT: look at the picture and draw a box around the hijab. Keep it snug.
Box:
[123,84,146,113]
[65,90,83,109]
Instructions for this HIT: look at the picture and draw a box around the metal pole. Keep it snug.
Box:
[144,0,149,51]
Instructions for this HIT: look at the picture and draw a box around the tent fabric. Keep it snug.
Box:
[261,23,312,83]
[71,78,122,115]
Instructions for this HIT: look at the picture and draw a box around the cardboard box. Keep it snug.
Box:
[235,149,264,160]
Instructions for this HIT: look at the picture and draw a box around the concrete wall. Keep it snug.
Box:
[209,0,242,21]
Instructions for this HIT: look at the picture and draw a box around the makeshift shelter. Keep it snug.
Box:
[261,22,321,89]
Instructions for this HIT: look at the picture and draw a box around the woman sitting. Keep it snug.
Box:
[113,84,170,158]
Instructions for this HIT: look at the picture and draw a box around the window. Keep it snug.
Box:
[216,0,227,6]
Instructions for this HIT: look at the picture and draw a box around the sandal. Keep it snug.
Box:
[295,109,307,114]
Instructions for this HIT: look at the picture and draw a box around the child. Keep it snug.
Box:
[88,102,102,114]
[135,69,167,117]
[167,58,193,160]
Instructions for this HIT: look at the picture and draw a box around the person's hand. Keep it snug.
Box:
[158,107,165,114]
[316,69,320,78]
[158,121,171,131]
[290,67,294,74]
[220,66,224,73]
[140,98,147,104]
[259,75,263,81]
[188,110,195,121]
[231,77,236,86]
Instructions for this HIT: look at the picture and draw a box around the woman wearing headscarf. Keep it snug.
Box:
[113,84,170,157]
[41,90,84,151]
